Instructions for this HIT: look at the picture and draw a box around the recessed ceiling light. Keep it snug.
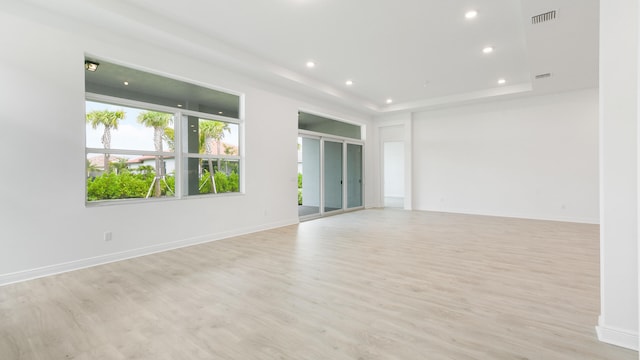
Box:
[482,46,494,54]
[465,10,478,19]
[84,60,99,72]
[218,111,223,114]
[306,61,315,68]
[123,81,129,86]
[498,78,506,85]
[177,104,182,107]
[386,98,393,104]
[345,80,354,86]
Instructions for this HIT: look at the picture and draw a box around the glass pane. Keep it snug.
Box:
[185,116,240,196]
[298,112,361,140]
[324,140,343,212]
[298,137,320,217]
[347,144,363,208]
[188,118,239,156]
[86,152,175,201]
[86,101,175,153]
[186,158,240,196]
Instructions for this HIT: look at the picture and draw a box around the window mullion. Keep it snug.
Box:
[174,111,183,199]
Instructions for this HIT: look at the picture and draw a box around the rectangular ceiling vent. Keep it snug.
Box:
[531,10,556,24]
[535,73,552,80]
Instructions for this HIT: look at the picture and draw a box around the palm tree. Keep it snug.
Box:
[222,144,237,173]
[199,120,230,155]
[86,159,100,178]
[86,109,125,174]
[137,111,173,197]
[136,165,155,176]
[162,127,175,151]
[112,159,130,174]
[199,120,230,193]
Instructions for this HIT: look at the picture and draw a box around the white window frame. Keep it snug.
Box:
[85,92,244,206]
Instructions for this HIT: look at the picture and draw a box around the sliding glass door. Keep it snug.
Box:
[298,134,364,219]
[323,140,343,213]
[346,143,363,208]
[298,136,321,217]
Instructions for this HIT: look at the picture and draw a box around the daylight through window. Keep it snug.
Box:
[85,58,242,203]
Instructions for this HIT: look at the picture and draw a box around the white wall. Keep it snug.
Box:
[0,7,373,284]
[597,0,639,350]
[411,89,600,224]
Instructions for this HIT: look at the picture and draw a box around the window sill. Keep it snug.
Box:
[85,192,245,208]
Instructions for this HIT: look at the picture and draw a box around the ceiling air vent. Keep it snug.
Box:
[531,10,556,24]
[535,73,552,80]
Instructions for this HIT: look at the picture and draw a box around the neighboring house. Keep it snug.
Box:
[86,155,126,177]
[88,146,237,177]
[127,155,176,175]
[203,140,238,156]
[87,154,176,177]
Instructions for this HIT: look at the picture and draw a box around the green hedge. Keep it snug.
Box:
[87,171,239,201]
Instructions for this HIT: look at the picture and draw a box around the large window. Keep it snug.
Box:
[85,58,242,203]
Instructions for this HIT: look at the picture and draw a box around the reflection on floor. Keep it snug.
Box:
[384,196,404,208]
[1,210,635,359]
[298,205,319,217]
[298,206,342,217]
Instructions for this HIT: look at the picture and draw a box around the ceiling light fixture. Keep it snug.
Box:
[465,10,478,19]
[482,46,494,54]
[177,104,183,107]
[306,61,315,68]
[345,80,353,86]
[497,78,506,85]
[218,111,224,114]
[84,60,99,72]
[123,81,129,86]
[386,99,393,104]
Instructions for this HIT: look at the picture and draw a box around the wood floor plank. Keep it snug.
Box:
[0,209,637,359]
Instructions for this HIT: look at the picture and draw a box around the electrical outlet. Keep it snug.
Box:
[104,232,112,241]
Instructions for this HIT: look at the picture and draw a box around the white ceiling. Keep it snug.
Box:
[13,0,599,115]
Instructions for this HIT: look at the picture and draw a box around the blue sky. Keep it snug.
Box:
[86,101,163,152]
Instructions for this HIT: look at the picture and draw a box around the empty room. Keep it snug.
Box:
[0,0,638,359]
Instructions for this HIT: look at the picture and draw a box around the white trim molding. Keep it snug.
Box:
[596,318,640,350]
[0,218,298,287]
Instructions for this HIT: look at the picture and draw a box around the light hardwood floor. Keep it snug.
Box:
[0,210,637,359]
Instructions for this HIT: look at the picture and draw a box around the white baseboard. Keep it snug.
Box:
[596,323,639,351]
[0,218,298,287]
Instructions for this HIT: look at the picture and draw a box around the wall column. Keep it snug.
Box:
[598,0,639,350]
